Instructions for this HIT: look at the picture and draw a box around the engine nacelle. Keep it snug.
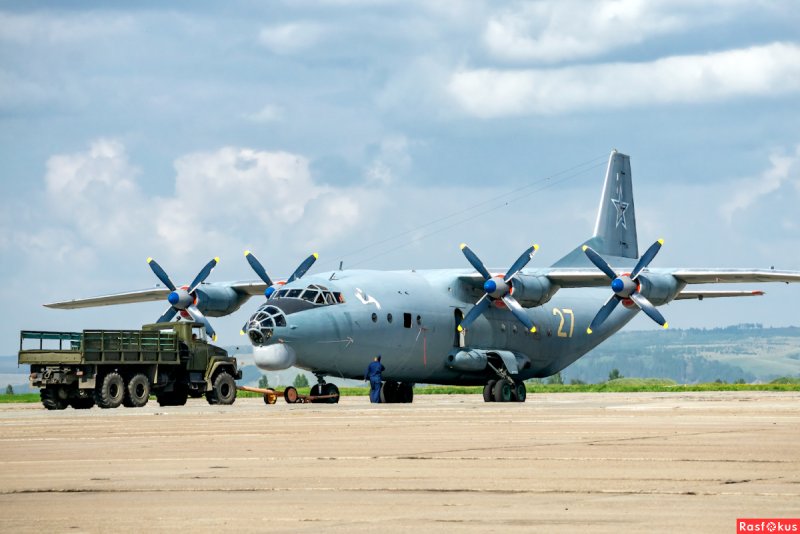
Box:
[194,286,248,317]
[254,343,297,371]
[637,273,684,306]
[509,274,558,307]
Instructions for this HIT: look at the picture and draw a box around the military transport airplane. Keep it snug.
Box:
[46,151,800,403]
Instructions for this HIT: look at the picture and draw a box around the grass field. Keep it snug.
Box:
[3,378,798,404]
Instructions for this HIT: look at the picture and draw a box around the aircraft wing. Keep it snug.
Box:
[44,280,269,310]
[544,268,800,288]
[674,290,765,300]
[44,287,171,309]
[670,269,800,284]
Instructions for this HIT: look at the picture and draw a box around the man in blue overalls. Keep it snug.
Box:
[364,355,385,403]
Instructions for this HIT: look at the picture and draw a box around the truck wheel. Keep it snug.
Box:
[125,374,150,408]
[95,372,125,409]
[157,385,188,407]
[211,372,236,405]
[69,397,95,410]
[40,387,68,410]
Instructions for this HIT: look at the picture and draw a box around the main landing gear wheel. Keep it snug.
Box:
[380,381,413,403]
[483,380,497,402]
[493,380,513,402]
[514,382,527,402]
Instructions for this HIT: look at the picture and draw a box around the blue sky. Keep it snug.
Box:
[2,1,800,356]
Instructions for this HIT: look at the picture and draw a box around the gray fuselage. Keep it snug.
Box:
[247,268,638,385]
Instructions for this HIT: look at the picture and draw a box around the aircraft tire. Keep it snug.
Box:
[95,372,125,409]
[322,383,340,404]
[514,382,527,403]
[40,387,68,410]
[398,382,413,403]
[493,380,512,402]
[483,380,497,402]
[309,384,323,403]
[125,374,150,408]
[380,381,399,403]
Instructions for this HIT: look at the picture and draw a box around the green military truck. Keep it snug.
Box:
[18,322,242,410]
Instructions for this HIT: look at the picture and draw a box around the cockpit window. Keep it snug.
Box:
[267,283,344,307]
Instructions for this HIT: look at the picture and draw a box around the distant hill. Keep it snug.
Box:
[566,324,800,384]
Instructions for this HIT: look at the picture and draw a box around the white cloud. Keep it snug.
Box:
[448,42,800,117]
[37,140,372,261]
[720,145,800,223]
[244,104,283,123]
[364,135,412,185]
[258,22,328,54]
[483,0,751,63]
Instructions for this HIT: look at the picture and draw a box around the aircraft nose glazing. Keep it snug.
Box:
[245,304,287,346]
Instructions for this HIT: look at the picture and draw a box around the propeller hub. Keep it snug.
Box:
[483,279,497,294]
[611,278,625,293]
[167,291,180,305]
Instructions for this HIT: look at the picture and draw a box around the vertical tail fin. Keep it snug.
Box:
[553,150,638,266]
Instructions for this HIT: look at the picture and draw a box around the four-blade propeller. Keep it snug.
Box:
[147,257,219,339]
[583,239,668,334]
[244,250,319,298]
[458,243,539,334]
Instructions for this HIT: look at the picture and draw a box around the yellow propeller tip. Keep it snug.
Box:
[244,250,251,256]
[581,245,588,251]
[214,257,220,263]
[147,257,153,263]
[459,243,467,250]
[212,335,217,341]
[586,327,593,334]
[530,326,537,333]
[658,238,665,245]
[457,325,463,332]
[663,322,669,329]
[533,244,539,251]
[239,331,245,336]
[313,252,319,259]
